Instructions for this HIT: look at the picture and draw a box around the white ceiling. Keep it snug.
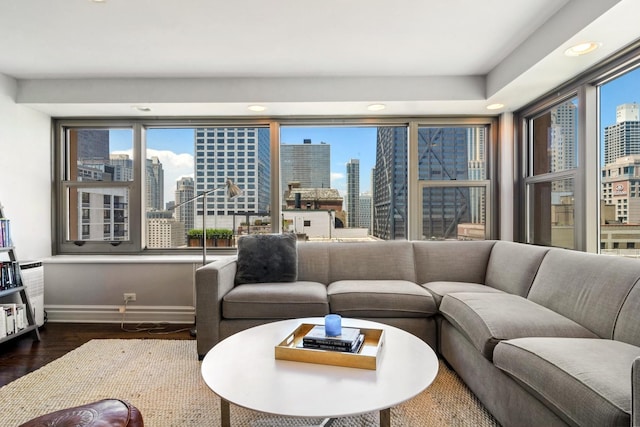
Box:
[2,0,640,117]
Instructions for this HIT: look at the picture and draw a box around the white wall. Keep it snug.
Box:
[0,73,52,260]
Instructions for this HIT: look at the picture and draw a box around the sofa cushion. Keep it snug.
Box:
[494,337,640,426]
[485,241,549,296]
[528,248,640,339]
[422,281,504,307]
[327,280,437,317]
[439,292,598,360]
[223,281,329,319]
[235,233,298,285]
[413,240,495,284]
[327,241,416,283]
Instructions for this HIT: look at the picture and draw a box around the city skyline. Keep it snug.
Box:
[109,126,378,206]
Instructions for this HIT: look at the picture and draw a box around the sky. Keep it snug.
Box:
[110,126,378,205]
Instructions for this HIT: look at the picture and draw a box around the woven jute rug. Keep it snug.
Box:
[0,339,499,426]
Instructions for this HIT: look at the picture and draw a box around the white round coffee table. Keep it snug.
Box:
[201,317,439,427]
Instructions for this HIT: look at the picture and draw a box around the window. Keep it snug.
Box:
[55,118,495,253]
[58,127,136,253]
[416,124,491,240]
[279,126,409,240]
[599,66,640,256]
[523,98,578,249]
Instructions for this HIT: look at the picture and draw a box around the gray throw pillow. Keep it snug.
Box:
[235,233,298,284]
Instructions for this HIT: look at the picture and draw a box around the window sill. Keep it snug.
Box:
[42,254,235,264]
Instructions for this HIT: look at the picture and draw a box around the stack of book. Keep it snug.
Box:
[0,303,27,338]
[302,325,365,353]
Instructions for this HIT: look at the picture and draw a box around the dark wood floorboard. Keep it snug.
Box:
[0,322,194,387]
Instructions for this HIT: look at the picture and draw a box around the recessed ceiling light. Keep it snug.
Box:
[367,104,386,111]
[564,42,601,57]
[486,103,505,110]
[248,105,266,112]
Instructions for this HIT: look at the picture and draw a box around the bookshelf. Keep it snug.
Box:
[0,204,40,344]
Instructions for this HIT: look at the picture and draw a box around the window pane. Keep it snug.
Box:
[280,126,407,241]
[145,128,195,249]
[63,127,133,245]
[422,186,486,240]
[417,126,487,180]
[531,98,578,175]
[181,127,270,249]
[66,187,130,241]
[528,179,574,249]
[67,128,134,181]
[599,67,640,256]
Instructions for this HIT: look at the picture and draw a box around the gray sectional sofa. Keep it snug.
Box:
[195,239,640,426]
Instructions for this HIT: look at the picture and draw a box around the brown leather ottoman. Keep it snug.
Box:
[19,399,144,427]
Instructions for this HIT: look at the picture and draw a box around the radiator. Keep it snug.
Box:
[19,261,45,327]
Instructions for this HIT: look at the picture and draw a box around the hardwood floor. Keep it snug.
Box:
[0,322,194,387]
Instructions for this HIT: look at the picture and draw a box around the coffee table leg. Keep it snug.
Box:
[380,408,390,427]
[221,398,231,427]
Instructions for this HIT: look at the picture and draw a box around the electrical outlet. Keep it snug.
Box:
[123,293,136,302]
[118,306,126,313]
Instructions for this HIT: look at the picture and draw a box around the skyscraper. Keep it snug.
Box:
[467,127,487,225]
[146,156,164,212]
[280,139,330,195]
[346,159,360,228]
[373,127,407,240]
[194,127,270,231]
[175,177,195,234]
[359,193,372,234]
[109,154,134,181]
[605,103,640,165]
[76,129,109,161]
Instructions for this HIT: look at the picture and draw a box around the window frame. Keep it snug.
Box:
[520,95,581,249]
[53,116,498,254]
[409,119,497,240]
[515,39,640,252]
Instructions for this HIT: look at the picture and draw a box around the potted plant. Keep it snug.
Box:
[187,229,203,247]
[213,228,234,247]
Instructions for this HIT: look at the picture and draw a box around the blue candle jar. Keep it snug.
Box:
[324,314,342,337]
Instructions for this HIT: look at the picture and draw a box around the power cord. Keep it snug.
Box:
[119,299,193,335]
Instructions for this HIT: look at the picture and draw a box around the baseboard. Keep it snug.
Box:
[44,304,195,324]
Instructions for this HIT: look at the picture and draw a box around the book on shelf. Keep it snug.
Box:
[302,325,362,350]
[0,304,27,335]
[0,261,21,290]
[0,219,11,248]
[0,306,6,338]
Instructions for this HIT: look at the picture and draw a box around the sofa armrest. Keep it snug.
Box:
[634,356,640,427]
[195,256,238,358]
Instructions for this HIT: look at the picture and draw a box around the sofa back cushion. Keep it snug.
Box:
[326,241,416,283]
[614,279,640,346]
[297,242,332,285]
[413,240,495,285]
[485,241,550,296]
[528,248,640,339]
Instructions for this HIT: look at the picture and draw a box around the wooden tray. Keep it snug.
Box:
[274,323,385,370]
